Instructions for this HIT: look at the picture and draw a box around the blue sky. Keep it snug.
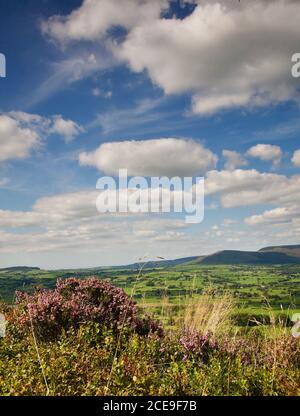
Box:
[0,0,300,269]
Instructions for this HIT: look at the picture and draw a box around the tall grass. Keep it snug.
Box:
[182,287,234,337]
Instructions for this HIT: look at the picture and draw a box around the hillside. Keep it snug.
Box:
[0,266,40,272]
[192,249,300,265]
[259,244,300,257]
[2,245,300,274]
[108,256,200,270]
[108,245,300,269]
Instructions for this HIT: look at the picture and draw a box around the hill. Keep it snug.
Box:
[259,244,300,257]
[113,256,200,270]
[104,245,300,269]
[2,245,300,272]
[192,249,300,265]
[0,266,40,272]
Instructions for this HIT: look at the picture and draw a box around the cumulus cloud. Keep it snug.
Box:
[292,149,300,166]
[41,0,300,116]
[246,144,282,167]
[245,206,298,226]
[201,164,300,247]
[0,188,194,262]
[0,114,40,162]
[117,0,300,115]
[79,138,217,176]
[205,169,300,208]
[204,166,300,232]
[0,111,83,162]
[222,150,248,171]
[0,190,99,229]
[41,0,166,43]
[51,116,84,142]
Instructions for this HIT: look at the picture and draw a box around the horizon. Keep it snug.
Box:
[3,242,300,270]
[1,0,300,269]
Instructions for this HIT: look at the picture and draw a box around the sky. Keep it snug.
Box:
[0,0,300,269]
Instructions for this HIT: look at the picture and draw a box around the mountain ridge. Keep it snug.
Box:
[2,244,300,271]
[114,244,300,268]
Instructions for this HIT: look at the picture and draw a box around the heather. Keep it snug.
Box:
[0,277,299,396]
[13,277,162,340]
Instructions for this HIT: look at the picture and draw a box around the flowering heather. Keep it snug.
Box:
[14,277,161,340]
[1,295,299,395]
[179,329,219,362]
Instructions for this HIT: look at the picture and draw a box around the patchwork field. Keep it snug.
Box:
[1,264,299,325]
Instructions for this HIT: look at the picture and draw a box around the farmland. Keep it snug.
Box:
[1,263,299,325]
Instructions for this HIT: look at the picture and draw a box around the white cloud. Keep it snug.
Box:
[0,190,99,229]
[79,138,217,176]
[246,144,282,167]
[92,87,112,98]
[222,218,236,227]
[26,52,115,107]
[0,187,198,230]
[245,206,298,226]
[205,169,300,208]
[205,166,300,234]
[0,112,83,162]
[192,92,252,116]
[41,0,300,115]
[0,188,195,264]
[52,116,83,142]
[3,180,298,267]
[117,0,300,115]
[222,149,248,171]
[292,149,300,166]
[0,114,40,162]
[41,0,166,44]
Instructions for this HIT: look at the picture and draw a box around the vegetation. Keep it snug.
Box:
[0,277,299,396]
[1,264,299,323]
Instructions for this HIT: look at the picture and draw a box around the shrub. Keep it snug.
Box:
[179,329,219,362]
[14,277,161,340]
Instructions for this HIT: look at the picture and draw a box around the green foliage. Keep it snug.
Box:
[0,311,299,396]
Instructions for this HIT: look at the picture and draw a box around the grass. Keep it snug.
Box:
[181,288,234,336]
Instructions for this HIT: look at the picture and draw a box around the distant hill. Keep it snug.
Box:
[192,249,300,265]
[0,266,40,272]
[94,245,300,268]
[108,245,300,269]
[3,245,300,272]
[113,256,200,270]
[259,244,300,258]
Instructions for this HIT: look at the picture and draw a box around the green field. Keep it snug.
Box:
[1,264,299,325]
